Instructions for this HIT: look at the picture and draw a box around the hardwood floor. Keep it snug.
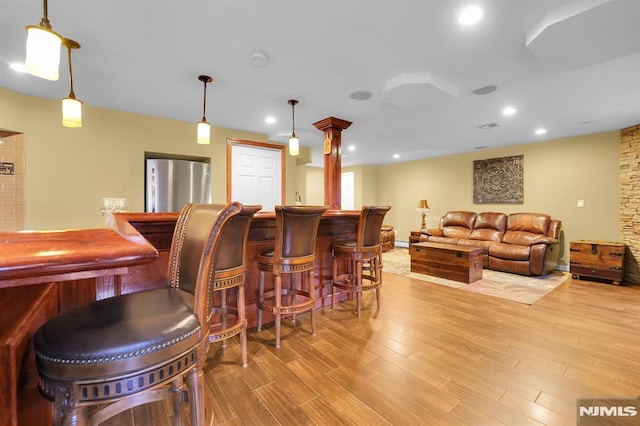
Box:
[102,272,640,425]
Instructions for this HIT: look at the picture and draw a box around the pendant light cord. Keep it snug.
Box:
[202,80,208,122]
[67,45,75,98]
[289,99,298,138]
[41,0,52,28]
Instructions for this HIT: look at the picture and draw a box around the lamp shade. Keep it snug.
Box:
[289,135,299,156]
[417,199,430,210]
[25,25,62,81]
[197,121,211,145]
[62,97,82,127]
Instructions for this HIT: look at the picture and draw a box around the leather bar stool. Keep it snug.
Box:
[256,205,328,348]
[332,205,391,317]
[208,204,261,367]
[33,202,246,425]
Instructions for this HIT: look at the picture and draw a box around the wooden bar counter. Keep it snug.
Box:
[0,214,158,426]
[116,209,360,327]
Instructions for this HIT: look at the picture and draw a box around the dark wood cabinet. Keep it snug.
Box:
[570,240,625,285]
[409,231,422,245]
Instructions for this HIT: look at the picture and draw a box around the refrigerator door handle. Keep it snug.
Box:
[150,167,156,212]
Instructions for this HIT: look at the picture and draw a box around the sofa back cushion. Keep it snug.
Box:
[468,212,507,242]
[440,211,476,239]
[502,213,552,246]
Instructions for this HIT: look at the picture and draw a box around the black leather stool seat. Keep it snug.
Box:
[34,288,201,399]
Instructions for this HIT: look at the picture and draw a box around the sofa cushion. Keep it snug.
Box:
[489,242,530,261]
[502,231,556,246]
[458,238,491,253]
[506,213,550,235]
[428,236,460,245]
[468,212,506,242]
[441,211,476,239]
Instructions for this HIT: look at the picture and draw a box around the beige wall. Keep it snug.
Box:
[375,131,621,268]
[0,87,299,230]
[303,164,379,208]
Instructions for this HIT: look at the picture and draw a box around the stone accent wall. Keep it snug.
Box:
[620,124,640,283]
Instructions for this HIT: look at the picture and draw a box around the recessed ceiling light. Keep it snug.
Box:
[9,62,26,73]
[458,6,483,26]
[349,91,372,101]
[347,145,356,152]
[502,106,516,116]
[472,85,497,95]
[535,128,547,135]
[264,116,276,124]
[393,154,400,159]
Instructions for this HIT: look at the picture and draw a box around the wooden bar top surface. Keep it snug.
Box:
[0,214,159,286]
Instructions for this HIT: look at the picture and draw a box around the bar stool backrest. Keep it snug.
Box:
[168,202,243,323]
[275,205,328,261]
[358,206,392,250]
[213,204,262,273]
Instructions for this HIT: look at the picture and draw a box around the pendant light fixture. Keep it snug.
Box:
[25,0,63,80]
[288,99,299,156]
[196,75,213,145]
[61,38,82,128]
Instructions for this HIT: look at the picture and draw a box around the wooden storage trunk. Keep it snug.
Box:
[410,242,483,283]
[569,240,625,285]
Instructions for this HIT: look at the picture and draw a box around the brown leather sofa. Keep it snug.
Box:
[380,225,395,252]
[418,211,561,276]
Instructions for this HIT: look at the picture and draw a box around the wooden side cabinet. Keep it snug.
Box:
[409,231,422,245]
[570,240,625,285]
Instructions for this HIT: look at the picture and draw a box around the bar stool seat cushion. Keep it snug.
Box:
[332,240,380,258]
[34,288,200,381]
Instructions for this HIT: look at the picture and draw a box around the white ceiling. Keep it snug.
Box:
[1,0,639,166]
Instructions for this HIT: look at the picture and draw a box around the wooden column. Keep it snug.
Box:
[313,117,352,209]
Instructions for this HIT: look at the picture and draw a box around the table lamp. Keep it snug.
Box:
[416,199,430,230]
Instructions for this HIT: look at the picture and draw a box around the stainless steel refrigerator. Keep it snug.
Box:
[145,159,211,212]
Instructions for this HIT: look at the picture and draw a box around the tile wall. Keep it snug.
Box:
[0,133,25,231]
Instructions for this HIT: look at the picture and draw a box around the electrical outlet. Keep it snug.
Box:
[577,199,585,208]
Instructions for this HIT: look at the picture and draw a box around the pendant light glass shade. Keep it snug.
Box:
[288,135,300,156]
[288,99,299,157]
[25,25,62,80]
[196,75,213,145]
[197,121,211,145]
[61,38,82,128]
[25,0,62,80]
[62,97,82,127]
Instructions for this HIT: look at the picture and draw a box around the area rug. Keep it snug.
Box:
[382,248,568,304]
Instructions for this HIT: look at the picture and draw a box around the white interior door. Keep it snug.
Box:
[341,172,355,210]
[231,144,282,211]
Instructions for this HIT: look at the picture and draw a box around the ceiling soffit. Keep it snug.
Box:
[526,0,640,69]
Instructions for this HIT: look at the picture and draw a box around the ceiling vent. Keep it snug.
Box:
[477,122,500,129]
[472,85,498,95]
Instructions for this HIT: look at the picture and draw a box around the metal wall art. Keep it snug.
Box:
[473,155,523,204]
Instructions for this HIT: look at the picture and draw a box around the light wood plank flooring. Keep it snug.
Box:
[103,272,640,425]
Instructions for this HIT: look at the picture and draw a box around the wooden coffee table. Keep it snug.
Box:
[409,242,483,283]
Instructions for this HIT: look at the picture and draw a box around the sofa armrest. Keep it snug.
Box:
[422,228,442,237]
[534,237,559,246]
